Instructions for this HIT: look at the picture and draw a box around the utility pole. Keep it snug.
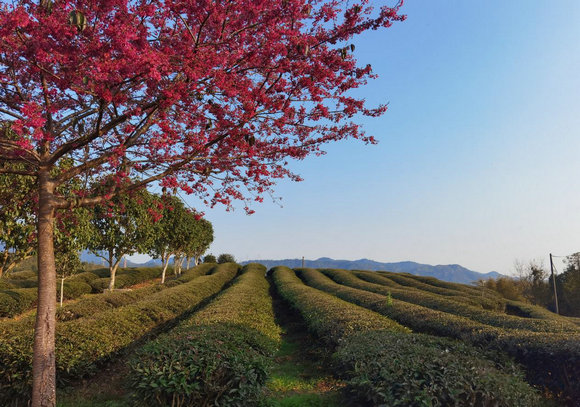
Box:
[549,253,560,314]
[302,256,304,268]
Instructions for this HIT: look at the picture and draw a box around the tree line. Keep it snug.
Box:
[0,172,214,291]
[479,256,580,317]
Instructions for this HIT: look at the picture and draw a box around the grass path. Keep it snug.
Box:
[261,281,346,407]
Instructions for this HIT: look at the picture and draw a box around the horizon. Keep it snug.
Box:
[143,0,579,277]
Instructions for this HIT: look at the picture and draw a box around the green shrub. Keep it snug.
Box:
[130,263,280,406]
[327,269,579,333]
[0,263,239,405]
[273,267,539,406]
[301,268,580,403]
[89,267,163,291]
[371,270,506,311]
[335,331,541,407]
[164,263,216,287]
[271,266,409,346]
[56,280,92,301]
[57,264,215,322]
[217,253,236,264]
[204,254,217,263]
[8,270,37,280]
[0,288,37,317]
[0,279,15,290]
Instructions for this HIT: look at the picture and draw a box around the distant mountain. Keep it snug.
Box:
[241,257,502,284]
[80,251,162,267]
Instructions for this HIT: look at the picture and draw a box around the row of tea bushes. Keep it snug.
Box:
[0,267,165,318]
[0,263,239,405]
[130,263,281,406]
[301,268,580,403]
[271,266,409,344]
[373,270,506,311]
[56,264,215,322]
[272,267,540,407]
[331,269,579,333]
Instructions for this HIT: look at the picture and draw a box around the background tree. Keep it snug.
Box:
[555,253,580,316]
[217,253,236,264]
[0,1,405,404]
[184,218,213,269]
[148,195,186,284]
[0,164,36,277]
[87,189,158,290]
[203,254,217,264]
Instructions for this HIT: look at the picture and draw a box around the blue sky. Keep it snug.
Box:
[138,1,580,274]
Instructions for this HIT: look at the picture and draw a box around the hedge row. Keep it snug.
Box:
[0,263,239,405]
[88,267,163,291]
[130,263,281,406]
[327,269,579,333]
[301,268,580,403]
[273,267,540,406]
[0,267,167,319]
[334,330,540,407]
[372,270,506,311]
[57,263,215,322]
[271,266,409,345]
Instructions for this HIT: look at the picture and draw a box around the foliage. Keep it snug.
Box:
[335,269,577,333]
[556,253,580,317]
[0,1,406,401]
[217,253,236,264]
[0,287,37,317]
[271,266,409,347]
[0,163,36,277]
[87,189,159,290]
[88,267,162,292]
[204,254,217,264]
[130,264,280,406]
[0,264,239,405]
[335,331,541,407]
[302,268,580,403]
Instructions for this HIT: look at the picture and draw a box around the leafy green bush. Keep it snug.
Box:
[0,270,103,318]
[56,280,92,301]
[326,269,579,333]
[301,268,580,403]
[0,263,239,405]
[204,253,217,263]
[271,266,409,346]
[130,263,280,406]
[273,267,539,406]
[217,253,236,263]
[370,270,506,311]
[0,287,37,317]
[164,263,216,287]
[57,264,215,321]
[89,267,163,291]
[335,331,541,407]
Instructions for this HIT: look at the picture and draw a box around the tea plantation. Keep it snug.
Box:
[1,264,578,406]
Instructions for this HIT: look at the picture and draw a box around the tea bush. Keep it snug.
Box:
[274,268,540,406]
[335,331,541,407]
[130,263,280,406]
[0,263,239,405]
[325,269,579,333]
[0,287,37,317]
[367,270,506,311]
[301,268,580,403]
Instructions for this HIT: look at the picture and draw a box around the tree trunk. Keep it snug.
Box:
[160,253,170,284]
[59,277,64,307]
[186,257,191,270]
[194,256,199,266]
[31,171,57,407]
[108,254,122,291]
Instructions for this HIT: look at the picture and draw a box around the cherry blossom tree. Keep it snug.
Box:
[0,0,405,404]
